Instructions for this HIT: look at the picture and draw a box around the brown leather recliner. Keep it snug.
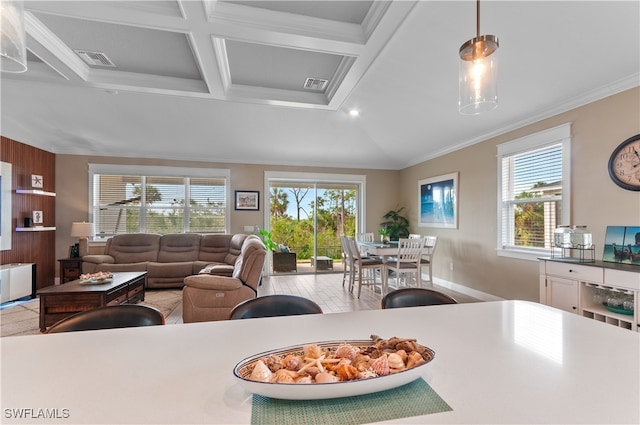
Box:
[182,235,266,322]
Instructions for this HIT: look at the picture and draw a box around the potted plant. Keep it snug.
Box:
[381,207,410,241]
[259,229,297,272]
[258,229,278,252]
[378,227,390,244]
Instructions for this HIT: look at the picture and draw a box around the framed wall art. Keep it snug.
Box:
[235,190,259,211]
[31,174,43,188]
[32,210,43,225]
[418,172,458,229]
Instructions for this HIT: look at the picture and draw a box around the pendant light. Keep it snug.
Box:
[1,0,27,73]
[458,0,498,114]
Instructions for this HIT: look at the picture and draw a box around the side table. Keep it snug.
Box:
[58,258,83,283]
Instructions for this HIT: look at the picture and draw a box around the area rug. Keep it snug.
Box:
[0,290,182,337]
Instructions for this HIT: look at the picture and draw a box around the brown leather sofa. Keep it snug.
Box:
[81,233,261,289]
[182,235,266,322]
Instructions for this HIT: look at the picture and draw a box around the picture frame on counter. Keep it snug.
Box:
[603,226,640,264]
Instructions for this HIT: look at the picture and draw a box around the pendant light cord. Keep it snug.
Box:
[476,0,481,39]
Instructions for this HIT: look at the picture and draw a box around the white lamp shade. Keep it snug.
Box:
[1,0,28,73]
[70,222,95,238]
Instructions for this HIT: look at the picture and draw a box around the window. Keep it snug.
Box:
[497,124,571,260]
[89,165,229,238]
[264,171,366,274]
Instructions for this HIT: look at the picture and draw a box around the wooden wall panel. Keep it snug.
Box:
[1,137,56,291]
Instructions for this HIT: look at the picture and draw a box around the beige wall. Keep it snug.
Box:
[54,88,639,300]
[54,157,400,274]
[399,87,640,301]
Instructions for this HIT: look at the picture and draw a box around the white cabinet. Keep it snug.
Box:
[540,259,639,332]
[539,261,601,313]
[546,276,579,313]
[0,263,35,303]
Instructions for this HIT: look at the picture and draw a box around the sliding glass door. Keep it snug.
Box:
[265,172,365,275]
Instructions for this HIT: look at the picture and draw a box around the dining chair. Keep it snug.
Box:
[383,237,424,293]
[340,235,355,291]
[381,287,457,309]
[408,234,438,285]
[356,232,374,242]
[45,304,165,334]
[419,236,438,285]
[355,232,378,257]
[348,237,384,298]
[228,294,323,319]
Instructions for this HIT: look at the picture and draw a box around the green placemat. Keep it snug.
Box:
[251,378,451,425]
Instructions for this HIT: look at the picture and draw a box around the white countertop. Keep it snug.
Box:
[1,300,638,424]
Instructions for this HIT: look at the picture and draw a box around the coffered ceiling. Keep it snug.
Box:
[1,1,639,170]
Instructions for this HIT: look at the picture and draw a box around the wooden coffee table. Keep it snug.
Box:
[37,271,147,332]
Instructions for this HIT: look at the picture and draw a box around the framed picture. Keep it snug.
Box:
[31,174,43,188]
[69,244,80,258]
[603,226,640,264]
[32,210,43,225]
[235,190,259,211]
[418,172,458,229]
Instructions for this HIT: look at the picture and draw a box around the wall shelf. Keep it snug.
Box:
[16,189,56,197]
[16,227,56,232]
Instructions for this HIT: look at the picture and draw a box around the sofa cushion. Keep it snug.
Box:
[199,264,235,277]
[107,233,161,264]
[234,235,266,284]
[193,261,219,275]
[82,255,114,265]
[147,262,194,278]
[95,262,148,272]
[198,234,233,263]
[225,234,248,265]
[157,233,201,263]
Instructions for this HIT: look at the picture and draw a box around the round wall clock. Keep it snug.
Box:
[608,134,640,191]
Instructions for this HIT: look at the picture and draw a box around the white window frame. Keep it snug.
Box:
[496,124,571,261]
[88,164,230,238]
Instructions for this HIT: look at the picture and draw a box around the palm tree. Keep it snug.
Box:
[270,188,289,217]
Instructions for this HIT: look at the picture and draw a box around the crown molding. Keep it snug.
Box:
[405,75,640,168]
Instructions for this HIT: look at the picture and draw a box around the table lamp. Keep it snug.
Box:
[70,222,95,257]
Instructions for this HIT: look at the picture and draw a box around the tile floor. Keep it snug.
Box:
[167,272,480,324]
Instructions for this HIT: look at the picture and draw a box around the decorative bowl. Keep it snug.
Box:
[79,277,112,284]
[233,339,435,400]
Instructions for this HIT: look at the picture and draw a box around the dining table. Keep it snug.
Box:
[1,300,639,424]
[357,240,418,290]
[357,240,399,257]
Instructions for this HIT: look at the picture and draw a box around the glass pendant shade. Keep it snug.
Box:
[459,34,498,115]
[1,0,27,73]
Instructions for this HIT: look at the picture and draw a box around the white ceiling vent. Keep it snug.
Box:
[74,50,116,67]
[303,77,328,91]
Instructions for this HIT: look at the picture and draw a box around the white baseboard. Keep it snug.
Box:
[431,276,504,302]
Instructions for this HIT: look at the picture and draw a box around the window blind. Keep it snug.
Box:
[90,168,228,237]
